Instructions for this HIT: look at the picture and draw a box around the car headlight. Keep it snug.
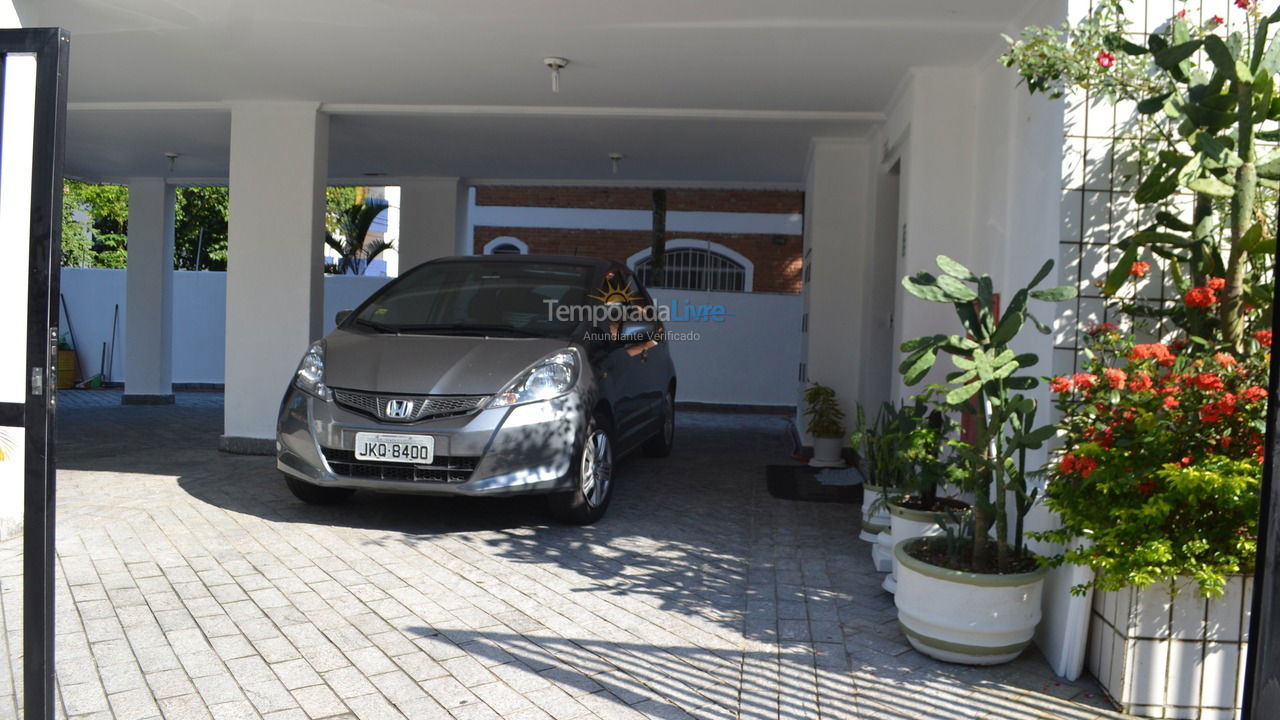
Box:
[294,342,331,400]
[489,349,579,408]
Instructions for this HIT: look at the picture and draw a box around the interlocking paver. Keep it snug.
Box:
[0,391,1132,720]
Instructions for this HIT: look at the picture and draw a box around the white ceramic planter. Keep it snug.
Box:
[877,500,967,593]
[860,484,891,543]
[809,436,846,468]
[894,537,1049,665]
[1088,577,1251,719]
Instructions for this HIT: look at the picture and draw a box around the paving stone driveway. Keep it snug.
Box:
[0,391,1129,719]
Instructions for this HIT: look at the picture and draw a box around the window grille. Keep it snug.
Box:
[635,247,746,292]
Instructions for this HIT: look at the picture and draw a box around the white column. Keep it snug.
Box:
[221,102,327,452]
[799,138,876,438]
[0,0,19,28]
[122,177,175,404]
[889,68,982,397]
[397,177,466,271]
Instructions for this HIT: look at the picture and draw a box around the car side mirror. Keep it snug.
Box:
[335,310,352,326]
[618,321,659,344]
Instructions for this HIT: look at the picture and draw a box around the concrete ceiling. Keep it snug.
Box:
[19,0,1044,184]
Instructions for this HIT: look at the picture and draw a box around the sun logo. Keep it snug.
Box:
[589,276,641,305]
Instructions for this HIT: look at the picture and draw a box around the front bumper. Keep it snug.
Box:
[276,384,585,496]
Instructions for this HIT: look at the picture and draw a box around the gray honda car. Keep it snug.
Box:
[276,255,676,524]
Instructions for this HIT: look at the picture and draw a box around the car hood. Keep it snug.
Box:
[323,329,573,396]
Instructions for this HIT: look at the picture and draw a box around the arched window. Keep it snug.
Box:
[627,240,753,292]
[482,236,528,255]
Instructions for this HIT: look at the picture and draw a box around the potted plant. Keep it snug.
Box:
[875,394,971,593]
[804,382,846,467]
[1037,328,1263,716]
[850,401,913,547]
[892,255,1073,664]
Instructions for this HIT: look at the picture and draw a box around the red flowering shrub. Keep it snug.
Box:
[1096,50,1115,68]
[1129,261,1150,278]
[1129,343,1176,366]
[1185,286,1218,308]
[1042,332,1264,596]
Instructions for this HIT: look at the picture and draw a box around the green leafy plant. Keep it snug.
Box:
[1036,329,1266,596]
[852,395,961,515]
[803,383,845,438]
[325,196,394,276]
[1004,3,1280,350]
[899,256,1076,573]
[850,401,913,489]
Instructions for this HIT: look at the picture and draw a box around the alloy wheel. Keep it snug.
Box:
[580,429,613,508]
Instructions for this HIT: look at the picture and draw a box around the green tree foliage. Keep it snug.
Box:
[64,182,390,273]
[63,180,229,270]
[174,187,228,271]
[325,196,393,275]
[62,179,128,268]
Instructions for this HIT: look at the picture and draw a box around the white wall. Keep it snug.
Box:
[60,268,128,383]
[0,36,31,541]
[59,270,798,407]
[0,1,18,28]
[800,139,877,430]
[651,288,802,407]
[173,271,227,384]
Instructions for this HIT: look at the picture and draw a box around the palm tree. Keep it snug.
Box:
[324,197,393,275]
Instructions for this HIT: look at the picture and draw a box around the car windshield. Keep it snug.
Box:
[352,261,595,337]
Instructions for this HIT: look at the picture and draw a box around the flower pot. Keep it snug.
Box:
[1088,577,1251,719]
[860,483,891,543]
[894,537,1049,665]
[878,500,968,594]
[808,435,846,468]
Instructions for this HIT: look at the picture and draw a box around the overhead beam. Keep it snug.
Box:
[68,100,884,124]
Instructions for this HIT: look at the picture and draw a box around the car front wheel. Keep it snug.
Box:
[548,412,614,524]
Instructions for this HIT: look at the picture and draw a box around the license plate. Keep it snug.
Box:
[354,433,435,464]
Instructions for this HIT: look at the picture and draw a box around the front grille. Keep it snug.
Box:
[321,448,479,484]
[331,388,488,423]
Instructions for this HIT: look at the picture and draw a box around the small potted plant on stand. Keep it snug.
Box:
[804,383,846,467]
[891,255,1073,664]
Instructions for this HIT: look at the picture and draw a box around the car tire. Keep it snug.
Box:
[284,474,355,505]
[641,391,675,458]
[548,411,615,525]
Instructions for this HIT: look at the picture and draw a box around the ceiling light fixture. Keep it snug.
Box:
[609,152,624,174]
[164,151,179,173]
[543,57,568,93]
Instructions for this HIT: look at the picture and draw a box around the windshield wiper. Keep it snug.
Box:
[354,317,398,333]
[395,323,547,337]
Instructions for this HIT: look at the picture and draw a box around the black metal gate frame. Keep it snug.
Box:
[0,27,69,720]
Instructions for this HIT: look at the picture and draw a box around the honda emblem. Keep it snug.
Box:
[384,399,414,419]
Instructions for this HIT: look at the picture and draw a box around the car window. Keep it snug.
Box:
[354,261,594,337]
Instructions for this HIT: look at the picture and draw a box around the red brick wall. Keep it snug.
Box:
[475,186,804,214]
[474,226,803,294]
